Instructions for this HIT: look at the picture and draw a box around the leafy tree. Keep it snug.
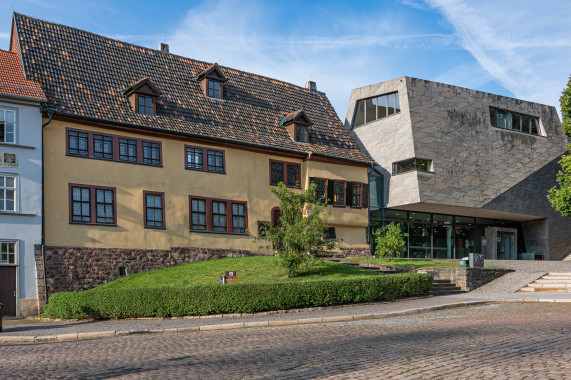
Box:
[373,222,408,261]
[548,75,571,216]
[256,182,337,277]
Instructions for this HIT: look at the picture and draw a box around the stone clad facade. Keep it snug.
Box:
[346,77,571,261]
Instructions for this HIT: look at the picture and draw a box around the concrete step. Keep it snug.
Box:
[518,272,571,292]
[430,289,465,296]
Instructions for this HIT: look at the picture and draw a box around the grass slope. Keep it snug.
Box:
[98,256,378,289]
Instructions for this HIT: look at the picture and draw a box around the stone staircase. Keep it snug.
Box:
[518,273,571,292]
[336,260,401,274]
[430,279,465,296]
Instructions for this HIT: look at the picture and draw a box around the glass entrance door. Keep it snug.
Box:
[497,232,515,260]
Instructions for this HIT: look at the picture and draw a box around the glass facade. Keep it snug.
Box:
[367,174,526,259]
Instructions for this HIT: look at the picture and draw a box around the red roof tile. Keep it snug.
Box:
[13,13,371,164]
[0,49,45,100]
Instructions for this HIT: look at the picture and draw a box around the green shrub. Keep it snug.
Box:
[43,273,433,319]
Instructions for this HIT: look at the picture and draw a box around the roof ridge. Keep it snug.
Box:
[13,12,322,96]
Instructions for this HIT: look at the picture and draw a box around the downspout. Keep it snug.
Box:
[40,108,55,305]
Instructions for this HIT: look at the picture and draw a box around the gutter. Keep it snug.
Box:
[40,107,55,305]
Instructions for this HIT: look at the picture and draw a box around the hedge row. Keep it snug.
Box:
[42,273,432,319]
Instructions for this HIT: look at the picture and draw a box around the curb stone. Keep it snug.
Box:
[0,299,566,344]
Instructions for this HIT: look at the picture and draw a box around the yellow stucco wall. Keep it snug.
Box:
[44,119,369,252]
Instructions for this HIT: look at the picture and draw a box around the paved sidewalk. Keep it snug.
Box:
[2,259,570,343]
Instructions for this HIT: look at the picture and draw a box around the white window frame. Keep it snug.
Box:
[0,107,17,145]
[0,173,18,212]
[0,240,18,265]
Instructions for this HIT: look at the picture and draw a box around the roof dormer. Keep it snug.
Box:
[282,109,313,143]
[197,63,228,100]
[124,77,162,116]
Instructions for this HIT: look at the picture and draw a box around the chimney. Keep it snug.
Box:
[159,43,169,53]
[305,81,317,93]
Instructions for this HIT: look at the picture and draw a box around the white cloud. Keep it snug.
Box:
[0,32,9,40]
[166,0,458,118]
[427,0,571,111]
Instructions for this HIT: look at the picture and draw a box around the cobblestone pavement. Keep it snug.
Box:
[2,303,570,379]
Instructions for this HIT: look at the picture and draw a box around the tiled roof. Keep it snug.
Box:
[0,49,45,100]
[13,13,372,164]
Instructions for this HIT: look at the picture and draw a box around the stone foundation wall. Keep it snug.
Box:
[44,246,253,295]
[432,268,510,291]
[338,248,372,258]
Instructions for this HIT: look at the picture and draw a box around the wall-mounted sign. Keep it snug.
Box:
[0,152,17,168]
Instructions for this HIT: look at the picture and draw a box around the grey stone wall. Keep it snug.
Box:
[345,76,571,260]
[44,246,253,295]
[432,268,510,291]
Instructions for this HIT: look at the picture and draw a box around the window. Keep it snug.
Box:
[185,146,225,173]
[144,191,165,228]
[0,109,16,144]
[312,178,327,203]
[295,125,308,143]
[232,203,246,233]
[392,158,433,175]
[93,135,113,159]
[270,160,301,187]
[143,141,161,166]
[137,96,154,116]
[70,184,116,225]
[0,175,16,211]
[257,221,270,237]
[190,198,207,231]
[119,138,138,162]
[67,129,162,166]
[0,241,16,264]
[333,181,345,206]
[68,130,89,156]
[351,182,362,208]
[207,150,224,172]
[208,80,221,99]
[212,201,227,232]
[186,147,203,170]
[189,196,247,234]
[489,107,540,135]
[324,227,336,241]
[353,92,400,128]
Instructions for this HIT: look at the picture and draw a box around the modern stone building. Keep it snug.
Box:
[346,77,571,261]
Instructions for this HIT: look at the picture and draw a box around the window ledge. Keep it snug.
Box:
[144,226,166,230]
[185,167,226,174]
[66,154,163,167]
[69,222,118,227]
[0,142,36,150]
[0,211,37,216]
[270,183,301,189]
[189,229,249,236]
[392,169,434,176]
[492,127,546,138]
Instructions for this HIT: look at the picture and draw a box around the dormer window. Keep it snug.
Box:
[124,77,162,117]
[282,109,313,143]
[197,63,228,100]
[295,125,308,143]
[138,96,154,115]
[208,80,222,99]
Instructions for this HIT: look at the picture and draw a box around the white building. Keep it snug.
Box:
[0,47,45,316]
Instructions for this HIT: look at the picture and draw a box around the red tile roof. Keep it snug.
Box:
[0,49,45,100]
[13,13,371,164]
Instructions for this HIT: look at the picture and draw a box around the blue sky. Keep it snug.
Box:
[1,0,570,120]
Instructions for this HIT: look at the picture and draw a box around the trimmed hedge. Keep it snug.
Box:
[42,273,432,319]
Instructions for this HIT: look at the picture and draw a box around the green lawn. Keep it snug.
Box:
[98,256,378,289]
[345,258,502,270]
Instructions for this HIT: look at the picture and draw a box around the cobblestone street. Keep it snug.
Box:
[2,302,570,379]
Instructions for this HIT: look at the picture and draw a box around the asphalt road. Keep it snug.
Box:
[2,302,570,379]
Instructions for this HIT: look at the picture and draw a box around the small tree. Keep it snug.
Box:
[256,182,337,277]
[373,222,407,261]
[548,75,571,216]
